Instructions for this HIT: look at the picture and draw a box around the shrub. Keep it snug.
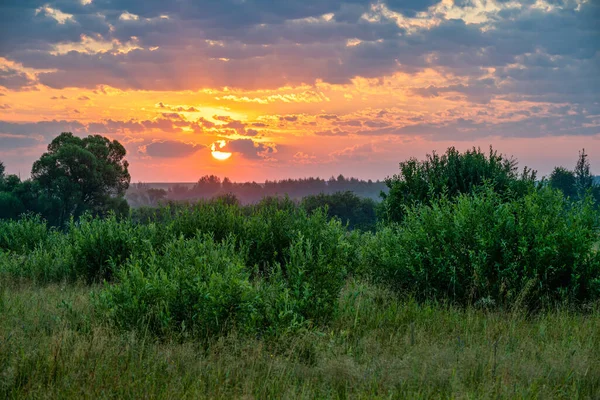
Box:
[69,214,150,282]
[0,215,50,253]
[0,233,74,283]
[367,186,600,308]
[95,235,261,337]
[381,146,537,223]
[284,233,348,322]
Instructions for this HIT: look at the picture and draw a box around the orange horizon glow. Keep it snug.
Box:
[0,1,598,182]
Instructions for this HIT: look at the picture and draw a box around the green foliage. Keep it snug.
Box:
[0,215,50,254]
[302,191,377,231]
[30,132,131,225]
[68,214,149,283]
[0,233,74,282]
[549,166,577,198]
[95,228,350,338]
[0,191,25,219]
[284,234,348,322]
[95,235,260,337]
[367,186,600,308]
[0,133,131,227]
[381,146,536,223]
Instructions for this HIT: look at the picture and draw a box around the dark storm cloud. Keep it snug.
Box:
[142,140,203,158]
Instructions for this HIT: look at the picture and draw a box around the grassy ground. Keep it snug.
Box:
[1,279,599,399]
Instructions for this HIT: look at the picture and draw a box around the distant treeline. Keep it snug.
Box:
[1,132,599,233]
[126,175,387,207]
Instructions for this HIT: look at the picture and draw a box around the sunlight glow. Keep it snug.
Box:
[211,140,232,161]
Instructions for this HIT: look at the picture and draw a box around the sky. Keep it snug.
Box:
[0,0,598,182]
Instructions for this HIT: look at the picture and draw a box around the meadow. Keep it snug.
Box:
[1,185,600,399]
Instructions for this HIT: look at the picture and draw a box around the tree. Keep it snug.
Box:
[575,149,594,197]
[381,146,536,223]
[0,161,5,181]
[146,188,167,204]
[549,167,577,198]
[302,191,377,231]
[31,132,130,224]
[193,175,221,196]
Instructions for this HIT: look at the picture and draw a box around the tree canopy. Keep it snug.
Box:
[0,132,130,225]
[381,146,537,223]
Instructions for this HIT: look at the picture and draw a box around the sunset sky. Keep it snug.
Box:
[0,0,598,182]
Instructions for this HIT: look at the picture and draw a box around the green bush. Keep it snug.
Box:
[95,235,261,337]
[284,233,348,322]
[0,215,50,254]
[69,214,150,282]
[367,186,600,307]
[0,233,74,282]
[382,146,537,223]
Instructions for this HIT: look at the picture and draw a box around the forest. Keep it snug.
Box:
[1,132,600,398]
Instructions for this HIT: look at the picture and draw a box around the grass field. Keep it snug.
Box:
[2,279,599,399]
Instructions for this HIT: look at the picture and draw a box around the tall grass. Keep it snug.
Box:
[1,281,599,398]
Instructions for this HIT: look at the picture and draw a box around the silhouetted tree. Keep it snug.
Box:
[575,149,594,197]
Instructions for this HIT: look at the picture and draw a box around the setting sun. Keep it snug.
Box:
[211,140,232,161]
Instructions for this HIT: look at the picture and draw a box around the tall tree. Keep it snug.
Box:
[574,149,594,197]
[549,166,577,198]
[31,132,130,224]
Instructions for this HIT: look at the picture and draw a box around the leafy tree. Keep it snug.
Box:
[31,132,130,225]
[0,191,24,219]
[0,160,5,181]
[302,191,377,231]
[147,188,167,204]
[381,146,536,223]
[549,167,577,198]
[193,175,221,196]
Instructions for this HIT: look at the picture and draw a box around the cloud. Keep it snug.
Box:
[226,139,275,159]
[315,128,350,136]
[0,104,10,109]
[0,0,596,114]
[333,119,362,127]
[78,95,90,101]
[318,114,339,120]
[331,143,374,161]
[0,66,37,91]
[140,140,204,158]
[156,102,199,112]
[0,134,41,148]
[0,120,87,139]
[293,151,317,164]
